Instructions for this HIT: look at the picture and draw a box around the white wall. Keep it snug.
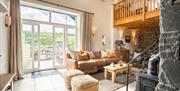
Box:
[23,0,117,50]
[0,0,10,74]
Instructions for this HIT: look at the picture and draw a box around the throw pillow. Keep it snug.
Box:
[101,50,108,58]
[107,51,117,58]
[87,51,95,59]
[66,53,72,59]
[93,51,101,59]
[77,51,89,61]
[69,50,78,60]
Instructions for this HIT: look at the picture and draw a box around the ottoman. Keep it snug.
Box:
[71,75,99,91]
[63,69,84,88]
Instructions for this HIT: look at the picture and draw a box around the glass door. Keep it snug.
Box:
[54,27,65,67]
[67,28,77,51]
[22,24,77,73]
[22,24,33,72]
[39,24,54,70]
[22,23,68,73]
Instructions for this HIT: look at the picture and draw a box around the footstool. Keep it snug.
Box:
[71,75,99,91]
[63,69,84,88]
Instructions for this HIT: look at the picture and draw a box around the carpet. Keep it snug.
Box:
[91,72,136,91]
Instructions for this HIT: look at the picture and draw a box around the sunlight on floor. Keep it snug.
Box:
[14,69,136,91]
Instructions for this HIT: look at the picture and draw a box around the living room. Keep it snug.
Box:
[0,0,180,91]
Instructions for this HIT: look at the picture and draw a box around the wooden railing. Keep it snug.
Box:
[114,0,160,25]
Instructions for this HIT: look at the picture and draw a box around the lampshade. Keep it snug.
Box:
[115,40,123,46]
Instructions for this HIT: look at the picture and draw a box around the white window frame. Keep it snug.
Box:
[21,5,79,73]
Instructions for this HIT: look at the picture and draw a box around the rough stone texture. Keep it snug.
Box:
[156,0,180,91]
[160,0,173,8]
[159,32,180,60]
[160,5,180,33]
[136,28,160,50]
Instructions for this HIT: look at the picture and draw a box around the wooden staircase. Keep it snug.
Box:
[113,0,160,29]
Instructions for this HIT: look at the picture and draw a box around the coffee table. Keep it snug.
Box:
[104,64,131,83]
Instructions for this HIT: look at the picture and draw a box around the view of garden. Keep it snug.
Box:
[21,5,77,71]
[22,30,76,50]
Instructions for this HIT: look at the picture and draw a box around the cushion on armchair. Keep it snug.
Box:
[77,51,89,61]
[87,51,96,59]
[107,50,117,58]
[93,51,101,59]
[101,50,108,58]
[69,50,78,60]
[66,53,72,59]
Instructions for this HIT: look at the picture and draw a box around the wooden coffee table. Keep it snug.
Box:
[104,64,131,83]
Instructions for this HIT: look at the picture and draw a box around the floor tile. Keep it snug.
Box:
[14,69,136,91]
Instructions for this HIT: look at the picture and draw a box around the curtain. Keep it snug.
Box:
[82,12,93,51]
[9,0,24,80]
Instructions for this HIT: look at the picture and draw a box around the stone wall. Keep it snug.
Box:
[155,0,180,91]
[136,28,160,50]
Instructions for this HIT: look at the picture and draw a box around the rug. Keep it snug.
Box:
[31,69,135,91]
[31,70,60,78]
[91,72,136,91]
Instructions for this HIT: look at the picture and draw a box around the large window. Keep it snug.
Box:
[21,6,50,22]
[21,5,78,73]
[21,6,77,26]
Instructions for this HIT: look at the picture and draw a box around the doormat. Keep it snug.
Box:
[31,70,60,79]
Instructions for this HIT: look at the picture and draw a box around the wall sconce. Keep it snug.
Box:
[132,31,137,45]
[5,15,11,27]
[132,32,136,39]
[91,27,96,37]
[119,31,123,38]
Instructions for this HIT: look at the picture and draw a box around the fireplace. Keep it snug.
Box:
[135,54,160,91]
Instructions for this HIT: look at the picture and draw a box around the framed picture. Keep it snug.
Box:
[125,36,131,43]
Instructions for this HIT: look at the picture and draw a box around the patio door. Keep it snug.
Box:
[22,23,67,73]
[54,26,65,67]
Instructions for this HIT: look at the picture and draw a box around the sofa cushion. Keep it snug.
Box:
[69,50,78,60]
[66,53,72,59]
[101,50,108,58]
[78,60,97,69]
[77,51,89,61]
[91,59,106,66]
[105,57,121,65]
[93,51,101,59]
[107,51,117,58]
[87,51,96,59]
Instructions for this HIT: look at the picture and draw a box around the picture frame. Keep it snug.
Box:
[125,36,131,43]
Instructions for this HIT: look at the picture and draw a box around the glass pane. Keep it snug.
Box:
[51,12,66,24]
[67,15,76,25]
[54,27,64,66]
[33,25,39,69]
[67,28,76,50]
[21,6,49,22]
[22,24,33,71]
[39,24,53,69]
